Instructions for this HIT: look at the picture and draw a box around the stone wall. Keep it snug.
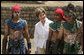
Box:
[1,6,83,38]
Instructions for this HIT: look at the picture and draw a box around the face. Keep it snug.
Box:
[54,13,62,21]
[38,12,46,21]
[13,10,20,18]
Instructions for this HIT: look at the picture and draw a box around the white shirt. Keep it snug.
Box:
[34,18,52,51]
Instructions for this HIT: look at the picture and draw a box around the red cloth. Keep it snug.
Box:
[12,4,21,14]
[55,8,67,21]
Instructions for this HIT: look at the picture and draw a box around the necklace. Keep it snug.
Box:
[63,21,77,32]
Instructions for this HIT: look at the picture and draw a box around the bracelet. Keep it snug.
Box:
[27,42,31,49]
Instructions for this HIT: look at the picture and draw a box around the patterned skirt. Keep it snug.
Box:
[7,37,27,54]
[63,41,82,54]
[47,41,63,54]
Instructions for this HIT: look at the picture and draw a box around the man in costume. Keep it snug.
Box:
[46,8,67,54]
[81,20,83,52]
[81,17,83,51]
[2,4,31,54]
[58,11,82,54]
[77,17,83,53]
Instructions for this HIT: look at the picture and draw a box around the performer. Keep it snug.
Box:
[46,8,67,54]
[77,17,83,53]
[34,7,52,54]
[58,11,82,54]
[81,22,83,52]
[2,4,31,54]
[80,20,83,54]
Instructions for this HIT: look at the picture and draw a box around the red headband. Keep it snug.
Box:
[55,8,67,21]
[12,4,21,14]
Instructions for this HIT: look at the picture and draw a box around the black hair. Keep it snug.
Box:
[67,3,76,12]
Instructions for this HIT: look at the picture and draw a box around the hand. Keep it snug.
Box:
[35,51,38,54]
[27,48,31,54]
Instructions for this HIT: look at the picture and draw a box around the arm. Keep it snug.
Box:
[24,22,31,54]
[2,23,8,54]
[80,24,83,50]
[46,28,53,53]
[34,25,39,54]
[55,25,64,50]
[58,25,64,40]
[48,28,53,40]
[75,23,83,50]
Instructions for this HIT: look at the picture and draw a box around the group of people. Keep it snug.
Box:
[2,4,83,54]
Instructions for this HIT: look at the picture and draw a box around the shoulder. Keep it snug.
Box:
[76,19,82,24]
[49,22,54,26]
[49,22,56,31]
[61,21,66,25]
[35,21,41,28]
[20,19,27,26]
[61,21,67,30]
[61,21,67,27]
[21,19,27,23]
[5,19,11,23]
[19,19,27,28]
[46,18,53,23]
[76,19,82,28]
[5,19,12,25]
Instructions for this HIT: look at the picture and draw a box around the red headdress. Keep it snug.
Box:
[12,4,21,14]
[55,8,67,21]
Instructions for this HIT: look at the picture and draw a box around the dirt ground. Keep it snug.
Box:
[1,1,83,7]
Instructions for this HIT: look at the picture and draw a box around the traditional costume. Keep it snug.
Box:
[46,8,67,54]
[62,17,82,54]
[3,4,31,54]
[5,18,27,54]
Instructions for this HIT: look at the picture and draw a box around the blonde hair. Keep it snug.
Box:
[35,7,46,18]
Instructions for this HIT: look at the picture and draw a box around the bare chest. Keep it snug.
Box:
[9,28,24,40]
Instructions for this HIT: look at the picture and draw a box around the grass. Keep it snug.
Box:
[1,34,35,54]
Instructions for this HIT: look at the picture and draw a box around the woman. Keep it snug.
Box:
[34,7,52,54]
